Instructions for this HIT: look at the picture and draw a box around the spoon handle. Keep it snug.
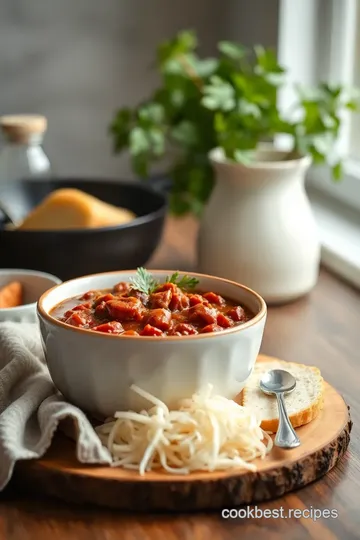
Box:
[274,392,301,448]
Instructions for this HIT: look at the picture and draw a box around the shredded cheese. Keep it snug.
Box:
[95,384,273,475]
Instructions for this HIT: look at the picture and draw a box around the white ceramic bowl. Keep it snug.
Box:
[0,269,61,323]
[37,270,267,418]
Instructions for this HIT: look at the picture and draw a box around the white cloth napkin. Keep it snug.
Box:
[0,321,111,491]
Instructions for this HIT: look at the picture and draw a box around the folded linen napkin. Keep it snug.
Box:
[0,321,111,491]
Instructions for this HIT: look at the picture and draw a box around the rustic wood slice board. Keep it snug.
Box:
[15,355,352,512]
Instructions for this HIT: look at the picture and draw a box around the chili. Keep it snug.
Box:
[51,281,253,337]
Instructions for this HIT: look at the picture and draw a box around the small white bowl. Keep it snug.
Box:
[38,270,267,418]
[0,269,62,323]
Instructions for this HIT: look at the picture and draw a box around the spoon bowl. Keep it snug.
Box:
[260,369,297,395]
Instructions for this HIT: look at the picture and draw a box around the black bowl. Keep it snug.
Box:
[0,178,167,280]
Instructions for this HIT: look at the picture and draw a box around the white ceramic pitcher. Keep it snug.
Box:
[198,145,321,304]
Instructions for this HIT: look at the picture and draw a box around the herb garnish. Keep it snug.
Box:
[130,267,199,295]
[129,267,159,294]
[166,271,199,289]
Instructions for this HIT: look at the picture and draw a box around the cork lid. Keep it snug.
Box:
[0,114,47,142]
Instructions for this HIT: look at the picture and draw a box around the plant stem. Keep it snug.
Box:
[178,54,203,91]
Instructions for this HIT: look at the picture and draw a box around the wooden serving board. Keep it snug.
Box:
[15,355,352,512]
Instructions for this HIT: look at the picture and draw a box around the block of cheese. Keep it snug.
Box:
[18,189,136,231]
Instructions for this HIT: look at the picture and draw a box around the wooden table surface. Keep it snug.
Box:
[1,217,360,540]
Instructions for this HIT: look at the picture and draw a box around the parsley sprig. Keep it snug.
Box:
[129,267,199,295]
[166,271,199,289]
[110,30,360,216]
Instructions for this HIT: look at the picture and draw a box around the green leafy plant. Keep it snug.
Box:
[130,267,199,294]
[110,30,360,216]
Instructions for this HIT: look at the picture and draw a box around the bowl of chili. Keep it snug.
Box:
[37,269,267,418]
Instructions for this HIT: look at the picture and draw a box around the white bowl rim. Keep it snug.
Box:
[0,268,62,313]
[37,269,267,341]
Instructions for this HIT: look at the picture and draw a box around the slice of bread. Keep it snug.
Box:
[18,189,136,231]
[0,281,23,309]
[242,359,324,433]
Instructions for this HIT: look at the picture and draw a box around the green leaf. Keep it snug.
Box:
[312,133,334,156]
[170,88,186,107]
[320,83,342,99]
[109,107,133,152]
[234,149,254,165]
[332,161,343,181]
[174,30,197,51]
[138,103,165,125]
[218,41,246,60]
[308,145,326,164]
[320,112,338,130]
[254,45,284,74]
[295,85,323,102]
[170,121,198,146]
[169,193,192,215]
[214,112,227,132]
[345,100,359,111]
[195,58,219,77]
[262,72,285,86]
[131,153,149,178]
[157,29,197,66]
[201,96,219,110]
[148,128,165,156]
[110,107,132,132]
[130,267,159,294]
[237,99,261,118]
[129,127,149,155]
[202,76,235,111]
[166,272,199,289]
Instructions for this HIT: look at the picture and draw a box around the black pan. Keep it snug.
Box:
[0,177,168,280]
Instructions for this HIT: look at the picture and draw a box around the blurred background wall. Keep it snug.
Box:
[0,0,279,178]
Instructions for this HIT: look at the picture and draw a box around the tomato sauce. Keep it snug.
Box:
[50,281,253,337]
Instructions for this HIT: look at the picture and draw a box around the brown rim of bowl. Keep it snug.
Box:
[37,269,267,341]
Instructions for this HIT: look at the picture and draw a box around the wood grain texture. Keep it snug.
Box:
[13,359,351,512]
[1,216,360,540]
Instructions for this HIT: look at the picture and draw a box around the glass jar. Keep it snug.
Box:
[0,114,52,187]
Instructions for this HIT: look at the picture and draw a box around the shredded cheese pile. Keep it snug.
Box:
[95,384,273,475]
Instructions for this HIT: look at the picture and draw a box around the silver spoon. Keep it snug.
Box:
[260,369,301,449]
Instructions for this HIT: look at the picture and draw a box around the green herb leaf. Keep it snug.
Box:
[166,272,199,289]
[234,149,254,165]
[129,268,159,295]
[195,58,219,77]
[170,121,198,146]
[202,76,236,111]
[332,161,343,181]
[345,100,359,111]
[218,41,246,60]
[157,30,197,66]
[129,127,149,155]
[237,99,261,118]
[148,127,165,156]
[138,103,165,125]
[254,45,284,74]
[129,268,199,294]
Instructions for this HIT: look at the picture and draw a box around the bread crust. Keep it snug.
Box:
[242,360,324,433]
[0,281,23,309]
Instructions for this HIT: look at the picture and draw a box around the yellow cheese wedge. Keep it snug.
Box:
[18,188,136,230]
